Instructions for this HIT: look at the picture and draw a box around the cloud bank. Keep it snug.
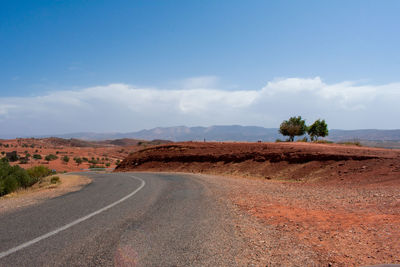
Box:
[1,77,399,137]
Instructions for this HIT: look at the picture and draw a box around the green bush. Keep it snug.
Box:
[33,154,42,160]
[12,166,34,188]
[45,154,58,161]
[19,158,29,164]
[2,176,19,195]
[88,159,98,164]
[89,164,105,169]
[0,161,36,196]
[62,156,70,163]
[26,165,53,182]
[50,176,60,184]
[74,157,83,165]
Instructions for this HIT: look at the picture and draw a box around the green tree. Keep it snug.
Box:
[307,119,329,141]
[279,116,307,141]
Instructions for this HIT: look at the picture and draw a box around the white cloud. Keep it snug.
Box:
[0,104,17,116]
[1,76,400,136]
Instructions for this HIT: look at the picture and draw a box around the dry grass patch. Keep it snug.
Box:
[0,174,91,213]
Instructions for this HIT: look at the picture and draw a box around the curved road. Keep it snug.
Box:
[0,172,245,266]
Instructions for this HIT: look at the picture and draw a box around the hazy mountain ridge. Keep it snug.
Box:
[18,125,400,144]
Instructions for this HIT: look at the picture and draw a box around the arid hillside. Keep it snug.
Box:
[0,137,170,172]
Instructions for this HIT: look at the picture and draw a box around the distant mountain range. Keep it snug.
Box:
[24,125,400,144]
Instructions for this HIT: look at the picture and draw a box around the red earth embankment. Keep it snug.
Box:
[115,142,400,185]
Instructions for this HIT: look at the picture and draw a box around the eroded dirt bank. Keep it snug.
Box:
[115,142,400,266]
[115,142,400,185]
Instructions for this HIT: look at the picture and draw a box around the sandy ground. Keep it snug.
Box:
[0,174,91,214]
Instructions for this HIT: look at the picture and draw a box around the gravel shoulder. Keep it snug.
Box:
[188,172,400,266]
[0,174,91,214]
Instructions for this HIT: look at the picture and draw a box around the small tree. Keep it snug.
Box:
[62,156,70,163]
[307,119,329,141]
[279,116,307,141]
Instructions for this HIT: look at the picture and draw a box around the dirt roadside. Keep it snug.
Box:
[0,174,92,214]
[187,173,400,266]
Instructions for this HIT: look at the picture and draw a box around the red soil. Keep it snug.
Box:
[115,142,400,185]
[115,142,400,265]
[0,137,167,172]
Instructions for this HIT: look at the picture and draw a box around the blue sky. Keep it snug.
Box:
[1,1,400,135]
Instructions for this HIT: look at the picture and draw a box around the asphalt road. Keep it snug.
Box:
[0,172,245,266]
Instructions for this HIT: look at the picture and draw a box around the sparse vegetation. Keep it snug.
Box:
[89,164,105,169]
[26,165,54,182]
[314,140,333,144]
[50,176,60,184]
[45,154,58,161]
[0,161,53,196]
[33,154,42,160]
[338,140,362,147]
[6,151,19,162]
[19,157,29,164]
[88,158,99,164]
[62,156,70,163]
[74,157,83,165]
[297,136,308,142]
